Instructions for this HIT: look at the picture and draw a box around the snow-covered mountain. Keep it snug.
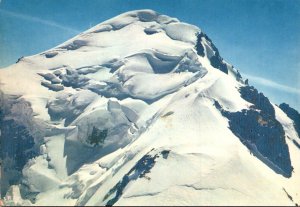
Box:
[0,10,300,206]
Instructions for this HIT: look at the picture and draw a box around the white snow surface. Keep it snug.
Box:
[0,9,299,206]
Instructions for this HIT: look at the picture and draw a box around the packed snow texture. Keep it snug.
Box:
[0,10,300,206]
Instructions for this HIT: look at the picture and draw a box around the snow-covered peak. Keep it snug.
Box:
[0,10,244,101]
[0,10,299,206]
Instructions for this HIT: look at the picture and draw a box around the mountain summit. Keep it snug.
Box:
[0,10,300,206]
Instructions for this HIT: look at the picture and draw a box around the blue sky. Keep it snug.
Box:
[0,0,299,110]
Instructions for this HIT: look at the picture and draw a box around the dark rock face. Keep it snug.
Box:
[214,86,293,177]
[240,86,275,117]
[1,120,36,171]
[161,150,170,159]
[279,103,300,138]
[16,56,24,63]
[0,95,39,196]
[293,140,300,149]
[104,152,159,206]
[224,108,292,177]
[87,127,108,147]
[198,32,228,74]
[209,55,228,74]
[195,32,205,57]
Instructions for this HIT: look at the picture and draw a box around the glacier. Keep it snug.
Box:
[0,9,300,206]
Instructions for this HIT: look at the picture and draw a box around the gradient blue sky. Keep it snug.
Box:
[0,0,299,110]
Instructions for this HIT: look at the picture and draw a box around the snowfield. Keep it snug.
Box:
[0,9,300,206]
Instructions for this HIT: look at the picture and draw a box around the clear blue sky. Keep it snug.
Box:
[0,0,299,110]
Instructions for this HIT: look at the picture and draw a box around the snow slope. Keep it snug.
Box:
[0,10,299,206]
